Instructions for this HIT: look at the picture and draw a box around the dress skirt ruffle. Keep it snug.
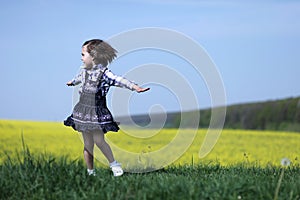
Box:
[64,93,119,133]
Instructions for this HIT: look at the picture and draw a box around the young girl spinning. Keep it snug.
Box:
[64,39,150,176]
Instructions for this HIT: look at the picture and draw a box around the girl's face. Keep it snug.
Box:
[81,45,93,69]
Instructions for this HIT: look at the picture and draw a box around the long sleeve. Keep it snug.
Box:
[103,69,136,91]
[71,69,84,86]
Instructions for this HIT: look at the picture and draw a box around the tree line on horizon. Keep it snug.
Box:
[194,96,300,132]
[121,96,300,132]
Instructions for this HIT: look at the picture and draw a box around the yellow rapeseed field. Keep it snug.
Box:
[0,120,299,168]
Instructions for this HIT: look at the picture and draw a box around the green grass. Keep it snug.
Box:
[1,146,299,200]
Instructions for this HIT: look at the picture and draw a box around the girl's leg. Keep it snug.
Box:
[92,130,123,176]
[92,130,115,163]
[82,132,94,170]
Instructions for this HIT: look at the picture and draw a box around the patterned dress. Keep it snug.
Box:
[64,64,136,133]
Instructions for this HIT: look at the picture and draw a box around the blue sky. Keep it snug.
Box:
[0,0,299,121]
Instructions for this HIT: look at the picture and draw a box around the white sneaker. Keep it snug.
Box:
[110,162,123,177]
[87,169,96,176]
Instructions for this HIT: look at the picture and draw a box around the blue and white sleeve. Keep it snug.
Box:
[71,69,83,86]
[103,69,136,90]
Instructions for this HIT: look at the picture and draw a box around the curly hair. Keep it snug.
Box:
[82,39,117,67]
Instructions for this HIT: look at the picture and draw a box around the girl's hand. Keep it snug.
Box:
[133,85,150,93]
[66,81,74,86]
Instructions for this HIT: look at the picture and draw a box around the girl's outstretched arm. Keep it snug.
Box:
[66,69,84,86]
[103,69,149,92]
[132,85,150,93]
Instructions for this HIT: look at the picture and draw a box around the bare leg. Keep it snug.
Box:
[92,130,115,163]
[82,132,94,170]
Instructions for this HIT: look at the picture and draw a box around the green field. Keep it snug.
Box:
[0,120,300,199]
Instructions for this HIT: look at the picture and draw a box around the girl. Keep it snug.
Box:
[64,39,150,176]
